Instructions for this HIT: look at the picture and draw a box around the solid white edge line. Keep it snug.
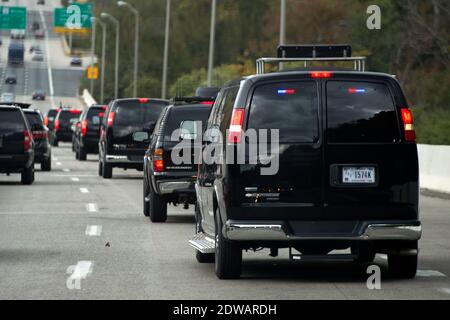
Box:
[39,8,55,108]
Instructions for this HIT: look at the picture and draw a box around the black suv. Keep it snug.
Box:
[52,109,82,146]
[99,98,169,179]
[0,105,35,184]
[191,46,420,279]
[23,109,51,171]
[44,108,59,145]
[143,97,215,222]
[73,105,106,161]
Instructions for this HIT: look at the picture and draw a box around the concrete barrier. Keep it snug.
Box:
[418,144,450,194]
[81,89,97,108]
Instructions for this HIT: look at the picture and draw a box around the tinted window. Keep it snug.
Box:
[163,106,211,141]
[327,81,399,143]
[0,109,25,133]
[248,82,319,143]
[25,112,44,129]
[115,100,168,128]
[87,107,105,125]
[59,111,81,126]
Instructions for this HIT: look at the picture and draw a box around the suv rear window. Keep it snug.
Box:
[163,106,211,141]
[87,107,105,125]
[0,109,25,133]
[248,82,319,143]
[25,112,44,130]
[114,100,168,127]
[326,81,400,143]
[59,110,81,126]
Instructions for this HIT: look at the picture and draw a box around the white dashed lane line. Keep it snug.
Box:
[85,225,102,237]
[56,162,62,166]
[71,177,80,182]
[80,188,89,194]
[86,203,98,213]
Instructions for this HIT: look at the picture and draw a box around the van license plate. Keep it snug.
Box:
[342,167,375,184]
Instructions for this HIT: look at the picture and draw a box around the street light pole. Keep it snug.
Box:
[162,0,171,99]
[90,17,96,96]
[207,0,217,87]
[97,19,107,104]
[118,1,139,98]
[279,0,286,70]
[101,13,120,100]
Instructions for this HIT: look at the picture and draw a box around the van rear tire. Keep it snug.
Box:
[388,253,418,279]
[79,147,87,161]
[214,211,242,279]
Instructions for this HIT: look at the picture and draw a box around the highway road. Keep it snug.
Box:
[1,1,450,301]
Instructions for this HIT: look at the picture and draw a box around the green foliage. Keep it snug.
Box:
[413,108,450,145]
[79,0,449,145]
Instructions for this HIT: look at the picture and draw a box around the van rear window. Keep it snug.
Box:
[248,82,319,143]
[326,81,400,143]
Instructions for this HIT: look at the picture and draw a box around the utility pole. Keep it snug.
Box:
[207,0,217,87]
[162,0,171,99]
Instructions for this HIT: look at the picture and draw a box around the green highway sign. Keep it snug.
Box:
[0,6,27,30]
[54,3,93,33]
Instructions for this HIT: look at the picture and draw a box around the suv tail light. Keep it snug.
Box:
[44,116,49,126]
[228,108,245,144]
[152,148,165,173]
[55,119,60,131]
[200,101,215,106]
[24,131,33,151]
[401,108,416,142]
[32,131,48,140]
[139,98,149,103]
[107,111,115,127]
[81,120,88,137]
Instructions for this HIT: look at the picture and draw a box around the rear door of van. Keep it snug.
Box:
[323,75,419,221]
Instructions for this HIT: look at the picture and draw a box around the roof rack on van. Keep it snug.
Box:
[256,44,367,75]
[172,96,216,105]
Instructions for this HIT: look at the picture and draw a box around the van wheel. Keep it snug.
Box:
[79,147,87,161]
[102,162,113,179]
[215,210,242,279]
[21,166,34,185]
[388,253,418,279]
[149,187,167,223]
[143,179,150,217]
[195,203,214,263]
[41,157,51,172]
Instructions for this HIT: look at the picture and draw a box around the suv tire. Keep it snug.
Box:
[195,203,215,263]
[102,162,113,179]
[21,165,34,185]
[41,156,51,172]
[98,160,103,177]
[149,186,167,223]
[214,210,242,279]
[143,179,150,217]
[52,139,58,147]
[388,252,418,279]
[79,147,87,161]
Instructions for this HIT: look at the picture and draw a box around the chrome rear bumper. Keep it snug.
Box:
[224,221,422,241]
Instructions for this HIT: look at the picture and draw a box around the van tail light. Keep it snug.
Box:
[228,108,245,144]
[32,131,48,140]
[107,111,115,127]
[55,120,60,131]
[152,148,165,173]
[44,116,49,126]
[200,101,215,106]
[401,108,416,142]
[81,120,88,137]
[24,131,33,151]
[310,71,332,79]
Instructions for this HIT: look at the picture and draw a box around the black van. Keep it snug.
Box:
[191,46,420,279]
[143,97,215,223]
[99,98,170,179]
